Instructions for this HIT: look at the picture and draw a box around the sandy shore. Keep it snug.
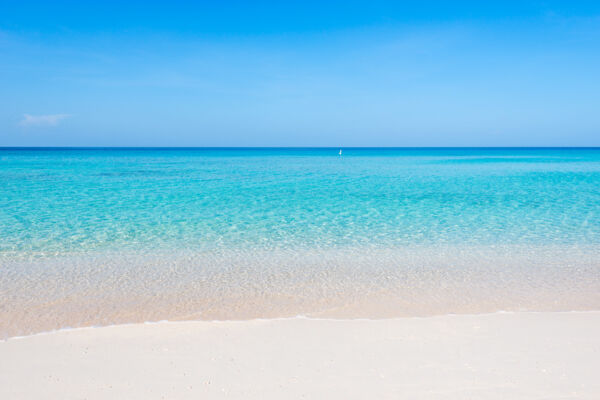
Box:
[1,312,599,399]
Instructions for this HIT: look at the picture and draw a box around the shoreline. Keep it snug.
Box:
[3,309,600,342]
[3,244,600,339]
[2,311,599,399]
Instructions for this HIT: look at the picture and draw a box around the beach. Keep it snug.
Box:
[4,1,600,397]
[2,148,600,339]
[2,312,599,399]
[1,148,599,398]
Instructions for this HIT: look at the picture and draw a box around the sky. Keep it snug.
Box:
[1,1,599,147]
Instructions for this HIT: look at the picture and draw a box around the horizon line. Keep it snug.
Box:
[1,146,600,150]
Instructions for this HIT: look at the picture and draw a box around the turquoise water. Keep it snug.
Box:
[2,147,599,253]
[1,148,600,337]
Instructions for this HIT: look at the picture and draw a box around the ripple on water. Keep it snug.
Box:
[1,245,599,339]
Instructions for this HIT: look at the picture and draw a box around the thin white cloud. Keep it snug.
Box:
[19,114,71,127]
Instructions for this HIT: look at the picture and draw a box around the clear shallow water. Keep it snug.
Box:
[1,148,600,338]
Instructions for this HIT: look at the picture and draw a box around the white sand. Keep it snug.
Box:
[1,312,599,399]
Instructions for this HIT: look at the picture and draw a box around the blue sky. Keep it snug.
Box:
[1,1,599,146]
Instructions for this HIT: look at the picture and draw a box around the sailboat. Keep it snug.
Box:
[339,149,342,156]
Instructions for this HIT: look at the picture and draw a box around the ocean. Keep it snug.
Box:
[1,148,599,338]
